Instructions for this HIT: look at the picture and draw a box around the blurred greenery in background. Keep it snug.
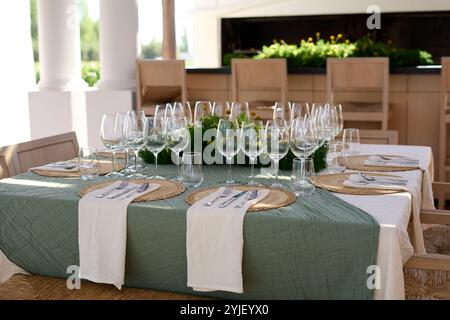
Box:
[225,33,434,68]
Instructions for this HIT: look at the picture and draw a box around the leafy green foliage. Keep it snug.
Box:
[139,114,329,172]
[252,34,434,68]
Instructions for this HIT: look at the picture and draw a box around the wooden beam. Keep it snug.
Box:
[405,254,450,272]
[162,0,176,60]
[432,181,450,193]
[420,209,450,225]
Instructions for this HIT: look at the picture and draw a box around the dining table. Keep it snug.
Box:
[0,143,434,300]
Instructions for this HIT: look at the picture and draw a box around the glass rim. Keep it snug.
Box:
[343,128,359,132]
[292,157,314,163]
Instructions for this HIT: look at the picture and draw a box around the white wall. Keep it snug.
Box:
[0,0,35,146]
[191,0,450,67]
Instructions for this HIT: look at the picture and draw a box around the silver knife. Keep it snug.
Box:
[219,191,247,208]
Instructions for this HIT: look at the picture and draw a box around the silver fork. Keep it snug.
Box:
[96,180,129,198]
[204,186,233,206]
[358,173,407,185]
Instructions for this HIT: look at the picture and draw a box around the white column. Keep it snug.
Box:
[36,0,86,90]
[96,0,139,90]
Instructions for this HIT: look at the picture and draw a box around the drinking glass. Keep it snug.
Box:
[181,152,203,187]
[78,147,99,180]
[342,128,361,157]
[123,110,146,178]
[173,102,192,125]
[265,120,290,188]
[326,140,345,173]
[166,116,190,180]
[291,158,316,196]
[144,116,168,179]
[289,102,310,127]
[240,120,265,185]
[100,113,124,178]
[194,101,212,127]
[216,118,240,184]
[289,115,317,160]
[155,104,171,123]
[334,104,344,135]
[230,102,250,122]
[273,102,289,123]
[212,101,228,118]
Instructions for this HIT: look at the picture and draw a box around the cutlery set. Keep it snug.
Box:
[204,187,259,208]
[95,180,150,200]
[356,172,408,186]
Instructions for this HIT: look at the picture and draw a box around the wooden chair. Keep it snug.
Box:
[136,59,187,116]
[327,58,390,130]
[336,130,398,145]
[231,58,287,120]
[404,181,450,299]
[0,132,79,176]
[439,57,450,183]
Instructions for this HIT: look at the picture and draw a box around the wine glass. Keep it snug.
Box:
[123,110,146,178]
[173,101,192,125]
[155,104,171,123]
[240,120,265,185]
[166,116,190,181]
[290,115,318,160]
[230,102,250,122]
[194,101,212,127]
[100,113,124,178]
[334,104,344,136]
[289,102,310,127]
[216,118,240,184]
[265,120,290,188]
[273,102,289,123]
[144,116,168,179]
[212,101,228,118]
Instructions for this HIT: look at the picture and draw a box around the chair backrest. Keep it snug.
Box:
[136,59,187,114]
[327,57,389,129]
[231,58,288,111]
[442,57,450,113]
[0,132,79,176]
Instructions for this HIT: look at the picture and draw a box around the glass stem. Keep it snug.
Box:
[177,152,181,178]
[154,153,158,177]
[227,156,232,182]
[111,150,116,173]
[250,158,255,183]
[134,149,139,174]
[275,159,279,184]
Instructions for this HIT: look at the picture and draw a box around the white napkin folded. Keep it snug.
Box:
[30,161,79,172]
[364,155,419,168]
[343,174,408,190]
[78,181,160,289]
[187,187,269,294]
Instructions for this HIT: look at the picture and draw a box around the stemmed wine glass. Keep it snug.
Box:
[173,102,192,125]
[265,120,290,188]
[166,115,190,181]
[230,102,250,122]
[290,115,318,160]
[194,101,212,127]
[273,102,289,123]
[100,113,124,178]
[212,101,228,118]
[123,110,146,178]
[216,118,240,184]
[144,115,167,179]
[289,102,310,127]
[240,120,265,186]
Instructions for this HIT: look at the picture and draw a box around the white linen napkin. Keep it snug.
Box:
[187,187,270,294]
[78,181,160,289]
[29,161,79,172]
[343,174,408,191]
[364,155,419,168]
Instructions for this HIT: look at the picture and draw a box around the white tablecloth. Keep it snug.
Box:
[0,144,435,300]
[336,144,434,299]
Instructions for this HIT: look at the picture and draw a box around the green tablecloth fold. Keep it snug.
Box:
[0,165,379,299]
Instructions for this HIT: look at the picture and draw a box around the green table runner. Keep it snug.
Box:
[0,165,379,299]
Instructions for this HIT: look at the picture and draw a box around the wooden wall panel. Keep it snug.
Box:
[389,93,408,144]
